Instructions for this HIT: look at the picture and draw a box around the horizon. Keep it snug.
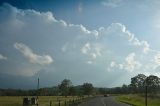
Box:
[0,0,160,89]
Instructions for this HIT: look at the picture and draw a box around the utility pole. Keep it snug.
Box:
[37,78,39,106]
[145,85,147,106]
[145,77,148,106]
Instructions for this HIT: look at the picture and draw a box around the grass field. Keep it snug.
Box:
[117,94,160,106]
[0,96,84,106]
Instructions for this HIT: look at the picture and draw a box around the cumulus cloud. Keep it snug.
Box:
[61,43,69,52]
[110,61,116,67]
[0,54,7,60]
[14,42,53,65]
[119,64,124,70]
[101,0,125,8]
[124,53,141,72]
[81,42,91,54]
[80,42,103,64]
[86,61,93,64]
[109,53,141,72]
[154,53,160,65]
[0,3,160,86]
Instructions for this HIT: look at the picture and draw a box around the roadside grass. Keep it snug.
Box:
[0,96,22,106]
[117,94,160,106]
[0,96,86,106]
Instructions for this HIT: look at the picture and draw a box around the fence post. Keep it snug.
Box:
[65,100,66,106]
[59,100,60,106]
[69,99,71,105]
[50,101,52,106]
[73,99,74,104]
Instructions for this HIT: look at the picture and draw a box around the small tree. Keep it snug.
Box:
[69,86,77,96]
[121,84,129,94]
[82,83,94,96]
[58,79,72,97]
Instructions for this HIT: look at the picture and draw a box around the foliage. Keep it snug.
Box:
[68,86,77,96]
[146,75,160,94]
[1,74,160,96]
[130,74,147,93]
[58,79,72,96]
[82,83,94,95]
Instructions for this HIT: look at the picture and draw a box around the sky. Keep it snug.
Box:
[0,0,160,89]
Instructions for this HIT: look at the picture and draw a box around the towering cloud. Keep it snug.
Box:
[0,3,160,88]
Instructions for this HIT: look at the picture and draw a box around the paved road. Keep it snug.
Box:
[78,96,131,106]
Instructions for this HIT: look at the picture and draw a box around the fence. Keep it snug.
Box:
[49,96,93,106]
[23,95,95,106]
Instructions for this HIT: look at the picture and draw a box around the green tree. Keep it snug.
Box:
[58,79,72,97]
[130,74,146,93]
[98,88,106,94]
[146,75,160,94]
[69,86,77,96]
[121,84,129,94]
[82,83,94,96]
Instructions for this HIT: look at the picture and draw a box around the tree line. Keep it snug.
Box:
[130,74,160,94]
[0,79,95,96]
[98,74,160,96]
[0,74,160,96]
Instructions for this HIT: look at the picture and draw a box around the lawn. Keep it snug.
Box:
[0,96,84,106]
[117,94,160,106]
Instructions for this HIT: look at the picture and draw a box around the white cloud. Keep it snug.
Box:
[0,3,160,85]
[86,61,93,64]
[110,61,115,67]
[142,41,150,54]
[78,3,83,13]
[81,42,103,64]
[101,0,125,8]
[109,53,141,72]
[14,42,53,65]
[95,46,102,56]
[119,64,124,70]
[61,42,69,52]
[154,53,160,65]
[90,53,97,59]
[81,42,91,54]
[0,54,7,60]
[152,11,160,29]
[125,53,141,72]
[108,23,151,54]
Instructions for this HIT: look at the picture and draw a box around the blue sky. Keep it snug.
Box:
[0,0,160,89]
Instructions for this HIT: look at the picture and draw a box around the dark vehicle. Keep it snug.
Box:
[104,94,110,97]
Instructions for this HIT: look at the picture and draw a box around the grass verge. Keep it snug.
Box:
[0,96,88,106]
[117,94,160,106]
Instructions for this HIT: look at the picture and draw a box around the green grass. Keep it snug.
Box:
[117,94,160,106]
[0,96,84,106]
[0,96,22,106]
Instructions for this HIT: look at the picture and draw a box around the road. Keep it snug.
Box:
[78,96,131,106]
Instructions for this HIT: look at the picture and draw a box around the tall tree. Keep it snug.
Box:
[58,79,72,96]
[130,74,146,93]
[146,75,160,94]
